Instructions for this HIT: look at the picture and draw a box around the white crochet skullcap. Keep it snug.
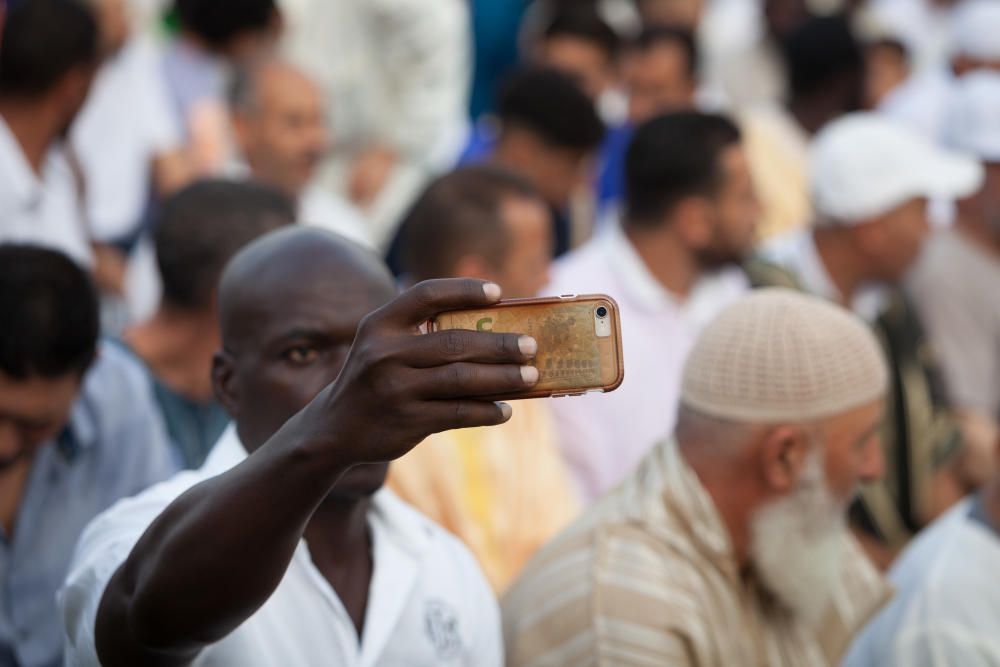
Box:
[680,289,888,423]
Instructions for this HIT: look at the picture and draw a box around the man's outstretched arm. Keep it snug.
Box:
[93,280,538,667]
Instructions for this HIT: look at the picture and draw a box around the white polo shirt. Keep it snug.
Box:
[0,115,92,266]
[71,38,182,242]
[60,427,503,667]
[544,224,748,503]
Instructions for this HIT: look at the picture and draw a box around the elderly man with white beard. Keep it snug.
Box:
[502,288,892,667]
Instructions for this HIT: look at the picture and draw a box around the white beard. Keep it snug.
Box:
[749,448,847,627]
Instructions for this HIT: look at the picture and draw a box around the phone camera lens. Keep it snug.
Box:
[596,306,608,318]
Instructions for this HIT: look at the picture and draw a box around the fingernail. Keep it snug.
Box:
[518,336,537,356]
[497,402,513,421]
[483,283,502,301]
[521,366,539,385]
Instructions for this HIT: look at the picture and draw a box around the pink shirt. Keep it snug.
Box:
[544,225,748,503]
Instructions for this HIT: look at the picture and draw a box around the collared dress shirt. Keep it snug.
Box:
[544,224,748,502]
[0,117,91,267]
[503,440,890,667]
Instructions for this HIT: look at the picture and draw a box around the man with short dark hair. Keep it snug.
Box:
[597,25,700,214]
[622,26,698,126]
[0,0,100,267]
[0,245,175,667]
[463,67,605,255]
[62,228,533,665]
[389,166,579,591]
[547,111,760,502]
[534,8,621,104]
[123,179,296,468]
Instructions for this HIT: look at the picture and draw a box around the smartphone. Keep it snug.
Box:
[431,295,624,400]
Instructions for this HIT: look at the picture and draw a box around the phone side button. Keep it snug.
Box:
[552,393,586,398]
[559,294,578,299]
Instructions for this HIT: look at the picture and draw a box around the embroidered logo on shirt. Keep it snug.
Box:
[424,599,462,660]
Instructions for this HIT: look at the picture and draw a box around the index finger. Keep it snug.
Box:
[374,279,503,329]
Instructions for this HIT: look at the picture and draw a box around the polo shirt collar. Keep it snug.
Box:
[603,223,678,313]
[0,114,44,213]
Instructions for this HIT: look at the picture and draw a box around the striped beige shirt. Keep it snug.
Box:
[502,440,891,667]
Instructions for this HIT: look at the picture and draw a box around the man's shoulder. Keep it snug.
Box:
[503,509,711,666]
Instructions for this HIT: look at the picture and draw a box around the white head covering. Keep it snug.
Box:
[680,289,888,423]
[944,70,1000,163]
[952,0,1000,62]
[810,112,983,223]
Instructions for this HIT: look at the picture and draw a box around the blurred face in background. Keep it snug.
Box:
[538,36,616,101]
[494,195,554,298]
[957,162,1000,237]
[93,0,130,57]
[637,0,703,30]
[623,41,696,125]
[451,194,553,299]
[864,41,910,110]
[696,144,761,267]
[852,197,931,283]
[0,371,81,472]
[233,62,329,197]
[495,127,595,209]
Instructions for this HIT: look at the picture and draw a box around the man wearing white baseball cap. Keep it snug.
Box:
[908,70,1000,494]
[869,0,1000,139]
[750,111,983,568]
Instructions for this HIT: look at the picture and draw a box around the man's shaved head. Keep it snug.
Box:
[214,227,397,493]
[219,227,394,352]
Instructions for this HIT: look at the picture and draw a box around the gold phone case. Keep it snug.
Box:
[431,295,625,400]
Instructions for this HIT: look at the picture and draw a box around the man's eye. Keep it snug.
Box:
[285,346,320,364]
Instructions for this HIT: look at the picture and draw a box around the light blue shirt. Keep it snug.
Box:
[0,343,177,667]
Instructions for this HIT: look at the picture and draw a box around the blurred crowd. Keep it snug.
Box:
[1,0,1000,665]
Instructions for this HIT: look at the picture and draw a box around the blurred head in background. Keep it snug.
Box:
[0,0,100,138]
[0,246,99,470]
[398,165,552,299]
[781,14,864,135]
[622,25,698,126]
[492,67,605,211]
[89,0,130,58]
[230,59,328,200]
[810,113,983,284]
[863,37,910,110]
[678,289,888,623]
[950,0,1000,76]
[624,111,760,269]
[534,8,620,103]
[635,0,703,31]
[944,71,1000,239]
[149,179,296,321]
[173,0,281,63]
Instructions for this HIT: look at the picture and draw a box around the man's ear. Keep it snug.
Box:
[212,350,240,419]
[673,196,713,247]
[758,425,810,493]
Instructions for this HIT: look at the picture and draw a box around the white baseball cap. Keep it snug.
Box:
[944,70,1000,163]
[810,112,983,224]
[952,0,1000,61]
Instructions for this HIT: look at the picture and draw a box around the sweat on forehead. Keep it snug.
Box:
[217,227,394,342]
